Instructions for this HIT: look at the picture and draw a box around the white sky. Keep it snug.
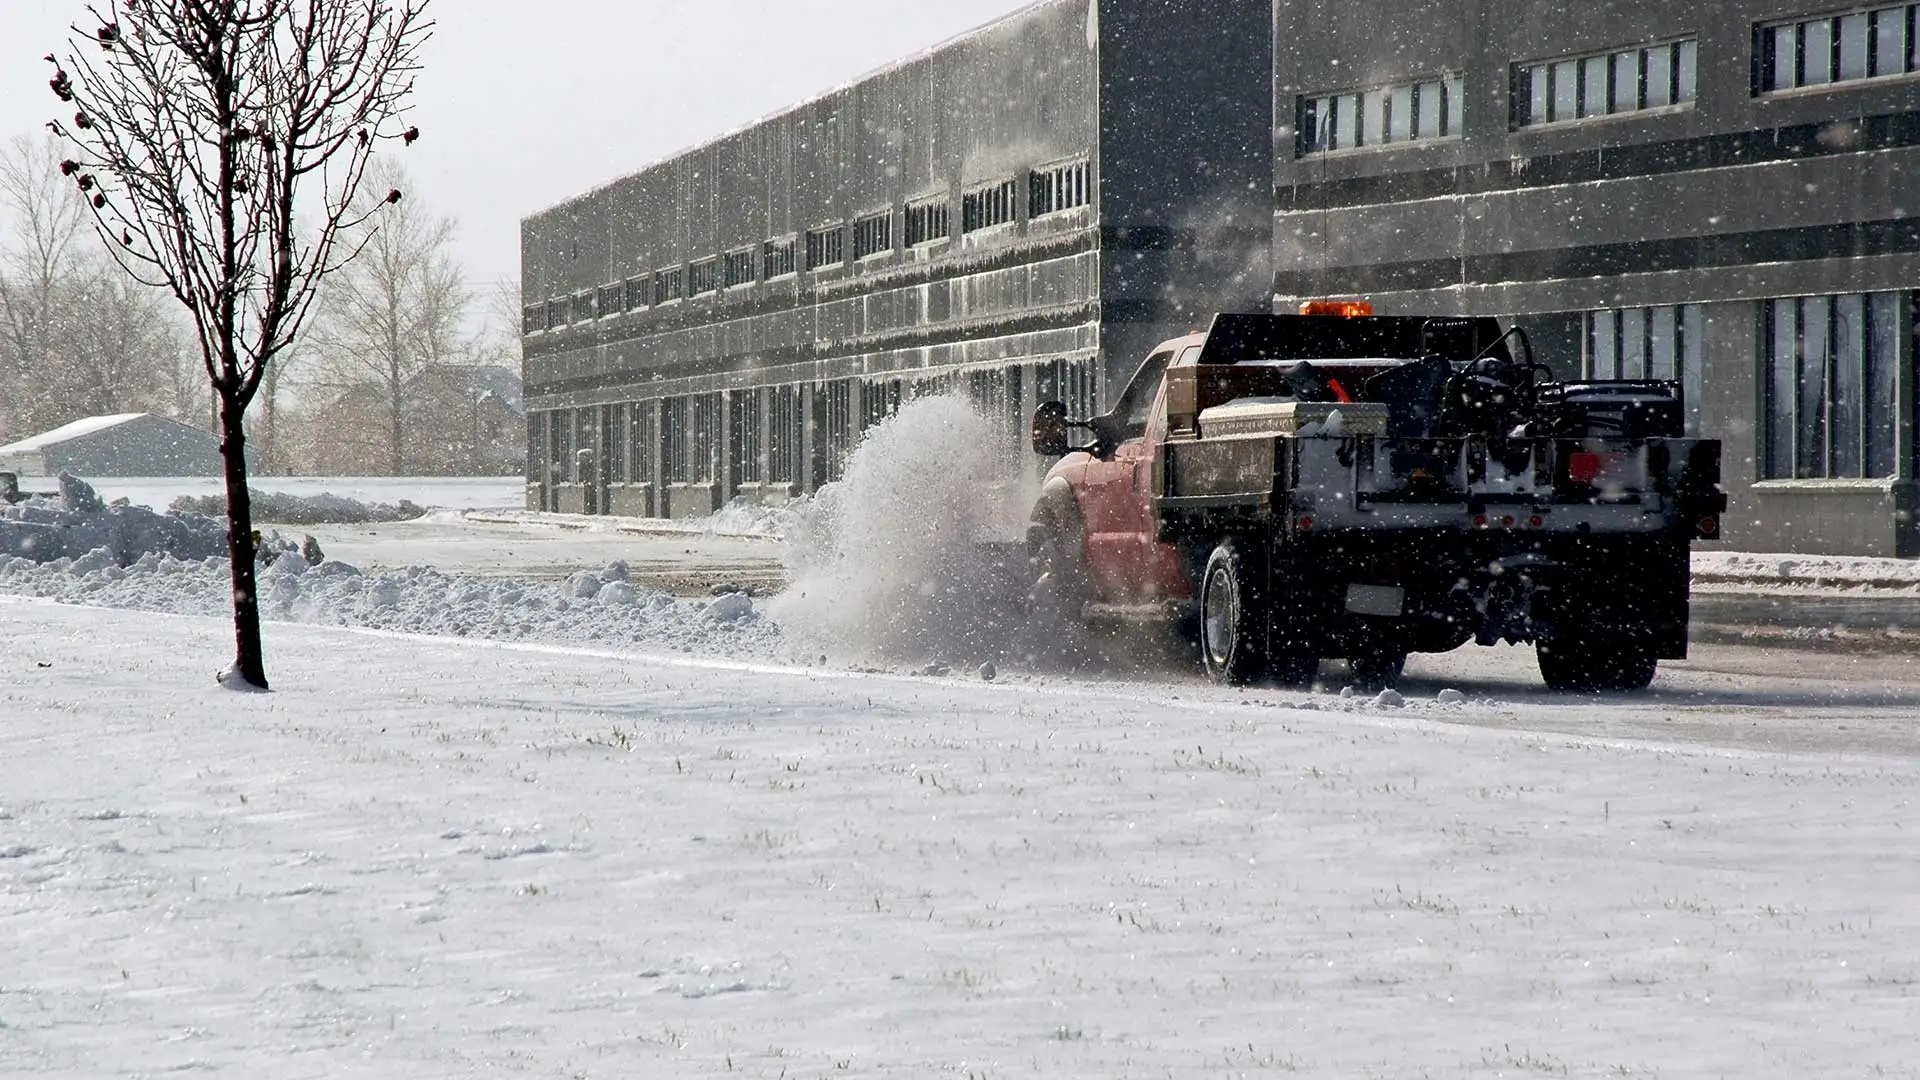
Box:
[0,0,1033,291]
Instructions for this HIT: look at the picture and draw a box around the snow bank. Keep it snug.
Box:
[772,396,1036,665]
[169,486,427,525]
[2,474,227,564]
[0,550,780,657]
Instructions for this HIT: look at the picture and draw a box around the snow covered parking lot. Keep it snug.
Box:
[4,600,1918,1078]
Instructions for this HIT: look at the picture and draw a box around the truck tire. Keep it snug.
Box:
[1536,635,1657,692]
[1199,540,1268,685]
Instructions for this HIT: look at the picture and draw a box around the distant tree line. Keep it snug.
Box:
[0,138,521,476]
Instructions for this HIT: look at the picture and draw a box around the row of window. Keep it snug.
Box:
[1300,75,1464,153]
[524,159,1092,333]
[533,358,1099,492]
[1584,292,1912,482]
[1759,4,1920,92]
[1302,3,1920,153]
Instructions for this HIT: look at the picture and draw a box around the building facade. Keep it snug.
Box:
[525,0,1918,556]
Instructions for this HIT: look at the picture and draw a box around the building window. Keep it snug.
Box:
[523,303,547,334]
[1762,293,1902,479]
[1030,159,1091,216]
[598,282,624,318]
[962,180,1017,233]
[546,298,567,328]
[806,225,845,270]
[905,197,950,246]
[730,390,764,484]
[1758,5,1919,92]
[652,266,684,305]
[571,291,596,323]
[690,392,720,484]
[823,379,855,481]
[1585,305,1706,435]
[689,257,722,296]
[662,397,689,483]
[853,211,893,260]
[625,275,649,311]
[1300,74,1463,153]
[769,385,804,485]
[1514,39,1697,127]
[723,248,756,288]
[764,237,798,279]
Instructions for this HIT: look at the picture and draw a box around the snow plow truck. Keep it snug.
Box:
[1024,304,1726,692]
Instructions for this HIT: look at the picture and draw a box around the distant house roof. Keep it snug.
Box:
[0,413,147,455]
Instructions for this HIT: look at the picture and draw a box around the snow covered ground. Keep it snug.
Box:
[3,599,1917,1078]
[4,401,1919,1076]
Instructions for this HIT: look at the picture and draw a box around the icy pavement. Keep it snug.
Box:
[2,600,1917,1078]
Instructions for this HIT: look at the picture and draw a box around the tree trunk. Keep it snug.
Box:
[219,393,269,689]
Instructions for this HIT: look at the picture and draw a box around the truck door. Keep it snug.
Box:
[1081,348,1187,601]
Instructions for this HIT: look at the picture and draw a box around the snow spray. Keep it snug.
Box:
[771,395,1036,666]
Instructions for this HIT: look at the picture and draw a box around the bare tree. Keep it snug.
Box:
[309,160,465,474]
[48,0,432,689]
[1,134,188,434]
[0,135,89,438]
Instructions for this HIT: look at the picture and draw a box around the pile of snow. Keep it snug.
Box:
[170,486,427,525]
[1694,549,1920,591]
[0,550,780,657]
[773,396,1035,665]
[700,495,799,538]
[2,474,228,564]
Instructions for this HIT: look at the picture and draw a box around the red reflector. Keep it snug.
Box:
[1698,515,1719,537]
[1529,515,1544,528]
[1298,516,1314,530]
[1473,514,1487,528]
[1501,515,1515,527]
[1567,451,1619,484]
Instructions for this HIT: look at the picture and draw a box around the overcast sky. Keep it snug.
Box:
[0,0,1032,291]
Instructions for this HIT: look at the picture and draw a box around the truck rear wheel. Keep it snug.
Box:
[1200,540,1268,685]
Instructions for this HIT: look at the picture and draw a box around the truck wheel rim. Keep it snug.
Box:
[1204,567,1235,666]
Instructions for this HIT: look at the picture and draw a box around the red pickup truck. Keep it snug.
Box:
[1024,309,1724,693]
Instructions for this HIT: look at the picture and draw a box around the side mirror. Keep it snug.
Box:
[1030,401,1070,457]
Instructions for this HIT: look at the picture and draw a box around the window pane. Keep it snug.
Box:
[1419,79,1444,137]
[1589,311,1618,379]
[1649,306,1678,381]
[1831,294,1866,477]
[1390,84,1414,141]
[1525,65,1548,127]
[1334,93,1360,149]
[1552,60,1579,121]
[1681,305,1705,436]
[1771,25,1798,90]
[1446,74,1464,134]
[1840,13,1871,79]
[1804,18,1835,85]
[1912,5,1920,72]
[1581,55,1610,116]
[1301,97,1324,151]
[1648,43,1675,106]
[1797,296,1830,478]
[1872,7,1907,76]
[1613,51,1642,111]
[1866,292,1899,476]
[1676,39,1698,101]
[1363,88,1390,145]
[1767,300,1797,479]
[1621,308,1649,379]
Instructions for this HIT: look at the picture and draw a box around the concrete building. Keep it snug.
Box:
[524,0,1920,556]
[0,413,224,478]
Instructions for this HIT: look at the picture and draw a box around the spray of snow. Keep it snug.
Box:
[772,395,1034,665]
